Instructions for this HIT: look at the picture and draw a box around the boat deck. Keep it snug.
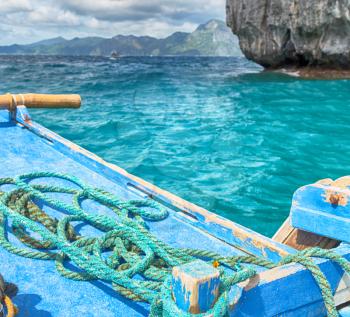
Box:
[3,108,348,317]
[0,109,292,316]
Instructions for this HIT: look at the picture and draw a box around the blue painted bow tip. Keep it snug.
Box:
[172,260,220,314]
[291,176,350,243]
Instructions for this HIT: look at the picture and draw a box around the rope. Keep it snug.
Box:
[3,297,18,317]
[0,274,18,317]
[0,172,348,316]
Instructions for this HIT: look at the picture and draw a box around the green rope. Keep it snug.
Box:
[0,172,347,316]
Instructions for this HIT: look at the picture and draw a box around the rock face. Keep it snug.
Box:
[226,0,350,69]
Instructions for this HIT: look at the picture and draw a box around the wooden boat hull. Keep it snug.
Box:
[0,107,349,316]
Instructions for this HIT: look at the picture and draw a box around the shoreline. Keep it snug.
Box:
[269,67,350,79]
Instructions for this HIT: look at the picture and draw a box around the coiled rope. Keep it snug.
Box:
[0,172,348,316]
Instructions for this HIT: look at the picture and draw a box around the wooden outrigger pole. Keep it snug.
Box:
[0,93,81,110]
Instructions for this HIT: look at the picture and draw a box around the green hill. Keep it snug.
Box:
[0,20,242,57]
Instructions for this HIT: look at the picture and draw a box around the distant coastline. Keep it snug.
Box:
[0,20,242,58]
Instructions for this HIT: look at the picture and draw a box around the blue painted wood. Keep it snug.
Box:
[0,109,251,317]
[339,306,350,317]
[13,109,295,262]
[172,260,220,314]
[231,243,350,316]
[291,178,350,242]
[2,107,350,316]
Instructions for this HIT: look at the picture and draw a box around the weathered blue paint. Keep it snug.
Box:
[1,107,350,316]
[13,109,295,262]
[0,109,251,317]
[172,260,220,313]
[16,105,31,122]
[231,243,350,316]
[340,306,350,317]
[291,179,350,242]
[228,285,243,308]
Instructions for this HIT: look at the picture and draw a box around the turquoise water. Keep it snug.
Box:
[1,55,350,237]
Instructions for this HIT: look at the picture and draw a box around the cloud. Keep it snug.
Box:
[0,0,32,14]
[0,0,226,45]
[59,0,224,23]
[27,6,80,26]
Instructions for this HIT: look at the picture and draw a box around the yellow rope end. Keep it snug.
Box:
[4,295,18,317]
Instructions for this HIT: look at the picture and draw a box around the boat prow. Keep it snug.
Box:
[0,94,349,316]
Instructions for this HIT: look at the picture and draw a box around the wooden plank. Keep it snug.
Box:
[334,272,350,307]
[273,217,339,250]
[5,108,350,316]
[0,109,249,317]
[291,178,350,243]
[172,260,220,314]
[229,244,350,316]
[292,207,350,244]
[339,305,350,317]
[13,110,295,262]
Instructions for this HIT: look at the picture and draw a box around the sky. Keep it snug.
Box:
[0,0,226,45]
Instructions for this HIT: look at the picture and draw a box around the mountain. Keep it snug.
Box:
[0,20,242,57]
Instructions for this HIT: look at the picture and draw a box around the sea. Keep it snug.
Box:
[1,55,350,237]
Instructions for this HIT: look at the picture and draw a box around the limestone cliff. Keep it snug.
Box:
[226,0,350,69]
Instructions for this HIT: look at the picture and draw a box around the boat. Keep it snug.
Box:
[110,51,121,59]
[0,93,350,317]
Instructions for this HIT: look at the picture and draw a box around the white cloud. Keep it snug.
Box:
[0,0,226,45]
[59,0,225,23]
[27,6,80,25]
[0,0,32,14]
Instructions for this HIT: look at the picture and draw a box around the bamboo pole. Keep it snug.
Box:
[0,94,81,109]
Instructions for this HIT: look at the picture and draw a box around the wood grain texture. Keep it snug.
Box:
[172,260,220,314]
[273,217,339,250]
[0,93,81,109]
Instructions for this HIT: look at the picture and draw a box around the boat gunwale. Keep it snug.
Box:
[12,107,293,262]
[4,107,350,315]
